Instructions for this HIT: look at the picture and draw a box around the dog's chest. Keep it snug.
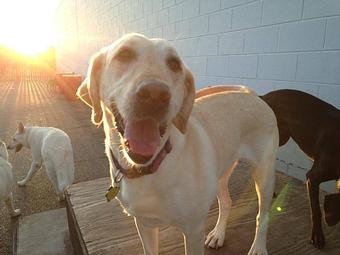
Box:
[117,179,178,226]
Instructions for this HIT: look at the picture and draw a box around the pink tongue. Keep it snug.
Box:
[125,119,160,156]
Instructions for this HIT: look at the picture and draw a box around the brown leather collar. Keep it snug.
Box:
[109,138,172,179]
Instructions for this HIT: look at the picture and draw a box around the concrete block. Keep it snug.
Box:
[221,0,255,9]
[183,57,207,76]
[325,16,340,49]
[190,15,209,36]
[164,23,177,40]
[169,3,183,23]
[218,31,244,54]
[175,20,191,39]
[183,0,200,19]
[244,26,278,53]
[152,26,163,38]
[208,9,232,33]
[262,0,303,25]
[197,35,218,55]
[242,79,275,95]
[232,1,262,30]
[303,0,340,18]
[318,85,340,108]
[296,52,340,84]
[258,54,297,80]
[229,55,258,78]
[153,0,163,12]
[206,56,228,76]
[176,38,199,56]
[320,181,337,193]
[278,20,326,51]
[200,0,221,15]
[157,9,169,25]
[144,0,153,14]
[196,76,243,88]
[147,12,158,29]
[163,0,176,8]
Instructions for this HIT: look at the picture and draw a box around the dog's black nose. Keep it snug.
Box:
[136,81,171,107]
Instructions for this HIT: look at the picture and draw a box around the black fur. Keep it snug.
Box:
[261,89,340,249]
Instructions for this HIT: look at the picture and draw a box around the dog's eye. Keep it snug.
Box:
[167,57,182,72]
[115,48,136,62]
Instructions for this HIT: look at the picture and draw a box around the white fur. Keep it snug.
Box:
[78,34,279,255]
[7,125,75,201]
[0,141,21,217]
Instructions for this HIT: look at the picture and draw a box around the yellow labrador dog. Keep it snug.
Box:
[77,33,278,255]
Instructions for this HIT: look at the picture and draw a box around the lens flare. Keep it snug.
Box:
[0,0,60,56]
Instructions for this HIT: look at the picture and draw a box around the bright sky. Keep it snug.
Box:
[0,0,60,56]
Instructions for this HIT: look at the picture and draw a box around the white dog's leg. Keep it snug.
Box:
[17,161,42,186]
[183,224,205,255]
[248,157,276,255]
[135,217,159,255]
[5,193,21,217]
[205,172,232,249]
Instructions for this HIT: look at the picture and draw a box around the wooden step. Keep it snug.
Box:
[66,169,340,255]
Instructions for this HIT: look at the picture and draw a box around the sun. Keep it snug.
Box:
[0,0,60,56]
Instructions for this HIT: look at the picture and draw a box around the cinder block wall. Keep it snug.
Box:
[55,0,340,191]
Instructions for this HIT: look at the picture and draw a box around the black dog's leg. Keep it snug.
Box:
[306,167,325,249]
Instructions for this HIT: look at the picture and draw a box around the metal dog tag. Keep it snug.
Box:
[105,186,119,202]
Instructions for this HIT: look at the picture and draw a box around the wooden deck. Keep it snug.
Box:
[66,167,340,255]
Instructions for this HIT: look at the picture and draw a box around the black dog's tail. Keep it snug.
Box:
[260,95,291,147]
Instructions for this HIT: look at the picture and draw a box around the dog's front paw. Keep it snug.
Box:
[11,209,21,217]
[205,228,225,249]
[248,241,268,255]
[17,180,26,186]
[310,228,325,249]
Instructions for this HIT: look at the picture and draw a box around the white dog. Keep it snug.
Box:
[77,33,278,255]
[0,140,21,217]
[7,123,75,201]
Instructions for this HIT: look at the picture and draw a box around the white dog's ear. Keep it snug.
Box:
[76,78,92,108]
[18,122,25,134]
[77,52,104,125]
[173,69,195,134]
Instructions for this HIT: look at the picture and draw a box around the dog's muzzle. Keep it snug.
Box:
[134,80,171,119]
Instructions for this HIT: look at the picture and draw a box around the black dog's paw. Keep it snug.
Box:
[310,229,325,249]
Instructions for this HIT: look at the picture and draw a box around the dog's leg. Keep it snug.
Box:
[5,193,21,217]
[205,172,232,249]
[183,224,205,255]
[135,217,159,255]
[17,161,41,186]
[248,157,276,255]
[306,166,325,249]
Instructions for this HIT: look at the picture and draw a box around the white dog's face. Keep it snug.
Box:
[7,123,25,152]
[78,34,195,164]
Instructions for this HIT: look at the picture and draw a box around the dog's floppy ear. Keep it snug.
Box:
[173,69,195,134]
[18,122,24,134]
[77,51,104,125]
[76,78,92,108]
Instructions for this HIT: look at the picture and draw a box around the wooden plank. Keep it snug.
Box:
[66,169,340,255]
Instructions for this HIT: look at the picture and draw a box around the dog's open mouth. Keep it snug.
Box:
[114,112,167,164]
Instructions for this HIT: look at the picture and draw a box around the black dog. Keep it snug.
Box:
[261,89,340,249]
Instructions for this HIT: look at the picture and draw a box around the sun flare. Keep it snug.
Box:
[0,0,60,56]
